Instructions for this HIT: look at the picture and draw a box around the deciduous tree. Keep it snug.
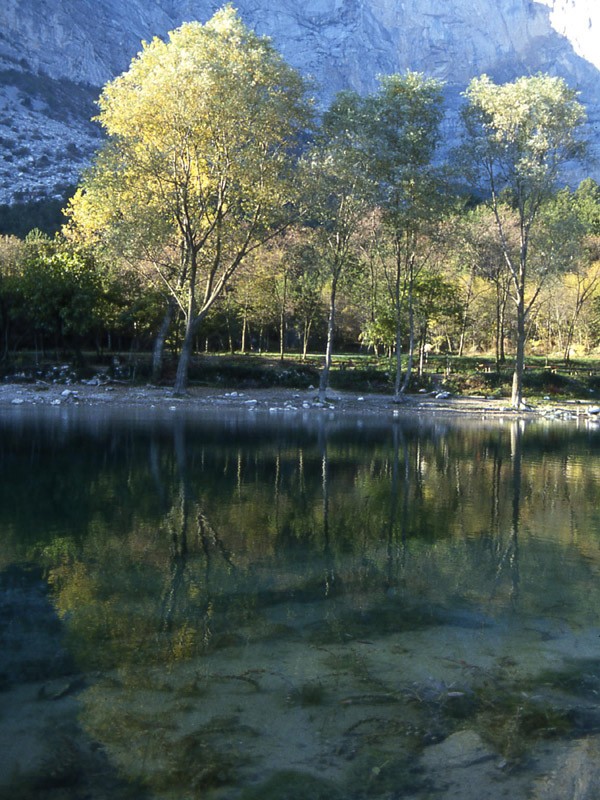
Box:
[66,5,312,392]
[458,74,588,407]
[303,93,375,400]
[362,72,446,400]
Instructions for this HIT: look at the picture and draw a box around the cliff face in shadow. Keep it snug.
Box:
[1,0,599,203]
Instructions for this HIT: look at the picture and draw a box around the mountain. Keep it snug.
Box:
[1,0,599,205]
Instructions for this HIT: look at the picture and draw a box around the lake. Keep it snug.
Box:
[2,406,600,799]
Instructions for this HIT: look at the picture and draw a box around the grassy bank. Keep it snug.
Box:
[3,351,600,402]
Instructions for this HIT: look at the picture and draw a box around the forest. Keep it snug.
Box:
[1,6,598,409]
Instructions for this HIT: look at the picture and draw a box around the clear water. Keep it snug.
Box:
[2,407,600,799]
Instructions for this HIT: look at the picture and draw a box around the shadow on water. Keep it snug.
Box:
[0,564,150,800]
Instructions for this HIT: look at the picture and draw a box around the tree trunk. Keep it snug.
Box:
[174,317,196,395]
[151,301,175,384]
[499,292,508,364]
[511,291,526,408]
[400,268,415,395]
[393,316,403,401]
[302,319,312,361]
[564,300,585,363]
[564,321,575,363]
[495,284,501,370]
[393,252,404,402]
[279,273,287,363]
[318,278,337,402]
[241,302,249,353]
[279,308,286,362]
[418,324,427,378]
[173,247,199,394]
[458,270,474,358]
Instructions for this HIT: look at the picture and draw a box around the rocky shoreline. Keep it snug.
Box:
[0,380,599,423]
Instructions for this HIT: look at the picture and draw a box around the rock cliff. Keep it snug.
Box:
[1,0,598,203]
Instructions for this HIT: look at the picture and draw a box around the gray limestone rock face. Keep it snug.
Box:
[1,0,599,203]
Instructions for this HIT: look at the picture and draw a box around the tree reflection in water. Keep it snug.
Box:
[1,411,600,797]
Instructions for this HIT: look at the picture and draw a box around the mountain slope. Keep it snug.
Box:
[1,0,599,204]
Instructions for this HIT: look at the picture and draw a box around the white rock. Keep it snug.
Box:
[421,730,494,771]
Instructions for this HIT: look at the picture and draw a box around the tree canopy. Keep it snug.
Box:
[457,73,588,406]
[1,9,598,398]
[66,5,313,391]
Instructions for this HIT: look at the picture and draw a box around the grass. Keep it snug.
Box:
[4,350,600,401]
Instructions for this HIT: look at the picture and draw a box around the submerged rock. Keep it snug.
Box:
[532,736,600,799]
[421,729,494,771]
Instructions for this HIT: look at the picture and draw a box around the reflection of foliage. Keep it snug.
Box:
[3,418,600,624]
[475,693,573,762]
[155,726,251,795]
[4,417,600,794]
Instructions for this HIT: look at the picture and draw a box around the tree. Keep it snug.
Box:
[412,270,462,374]
[15,235,108,363]
[303,92,375,401]
[66,5,312,392]
[458,73,588,407]
[286,236,324,360]
[0,235,26,359]
[550,180,600,360]
[453,205,513,364]
[362,73,446,400]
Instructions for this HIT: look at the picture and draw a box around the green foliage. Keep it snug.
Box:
[19,244,103,340]
[459,73,588,202]
[66,5,313,391]
[2,37,599,381]
[457,73,589,406]
[0,190,75,237]
[359,305,398,352]
[0,233,148,361]
[185,356,319,388]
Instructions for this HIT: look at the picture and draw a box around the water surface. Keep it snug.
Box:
[2,407,600,799]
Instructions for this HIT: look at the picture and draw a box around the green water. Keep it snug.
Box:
[2,407,600,799]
